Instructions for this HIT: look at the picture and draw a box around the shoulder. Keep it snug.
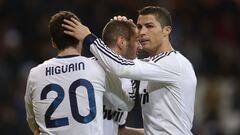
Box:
[27,59,52,80]
[29,59,52,74]
[89,56,98,61]
[83,56,106,74]
[151,51,178,63]
[86,57,102,67]
[81,56,98,63]
[74,56,100,67]
[151,51,183,72]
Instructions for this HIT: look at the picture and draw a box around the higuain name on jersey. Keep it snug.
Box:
[45,62,85,76]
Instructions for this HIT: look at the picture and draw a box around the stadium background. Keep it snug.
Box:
[0,0,239,134]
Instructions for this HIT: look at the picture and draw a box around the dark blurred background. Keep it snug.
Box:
[0,0,240,135]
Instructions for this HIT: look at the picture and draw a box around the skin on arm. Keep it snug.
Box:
[33,128,40,135]
[118,127,144,135]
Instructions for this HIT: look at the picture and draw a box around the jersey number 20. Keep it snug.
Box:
[41,79,96,128]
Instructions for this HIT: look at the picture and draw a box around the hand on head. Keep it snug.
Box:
[111,15,133,22]
[62,18,91,42]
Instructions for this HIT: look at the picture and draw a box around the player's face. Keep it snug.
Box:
[137,14,164,56]
[123,29,142,60]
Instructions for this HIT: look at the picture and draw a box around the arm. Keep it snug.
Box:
[25,71,39,133]
[62,18,178,83]
[86,34,178,83]
[104,72,135,111]
[33,129,40,135]
[118,127,144,135]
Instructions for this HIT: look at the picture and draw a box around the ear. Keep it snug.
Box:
[162,26,172,37]
[116,36,126,50]
[51,38,57,48]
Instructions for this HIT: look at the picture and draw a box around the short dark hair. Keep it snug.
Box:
[138,6,172,28]
[49,11,80,50]
[102,20,136,47]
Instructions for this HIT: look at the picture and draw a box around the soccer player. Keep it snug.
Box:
[62,5,197,135]
[24,11,133,135]
[100,20,144,135]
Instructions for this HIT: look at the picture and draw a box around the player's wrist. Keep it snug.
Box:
[83,33,98,46]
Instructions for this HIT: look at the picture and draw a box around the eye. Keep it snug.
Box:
[146,24,154,28]
[137,24,142,30]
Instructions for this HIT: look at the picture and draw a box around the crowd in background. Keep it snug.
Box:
[0,0,239,134]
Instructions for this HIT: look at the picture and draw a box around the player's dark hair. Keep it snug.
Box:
[49,11,80,50]
[138,6,172,28]
[102,20,136,47]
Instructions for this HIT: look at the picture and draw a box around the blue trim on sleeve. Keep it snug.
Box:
[83,34,98,46]
[93,39,135,65]
[83,34,135,65]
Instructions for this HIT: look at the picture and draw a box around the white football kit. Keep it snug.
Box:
[83,34,197,135]
[25,55,133,135]
[103,79,136,135]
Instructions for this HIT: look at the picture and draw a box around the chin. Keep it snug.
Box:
[142,47,151,53]
[143,45,149,50]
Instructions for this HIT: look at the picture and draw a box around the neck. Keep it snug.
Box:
[110,46,122,56]
[57,46,81,56]
[150,40,174,57]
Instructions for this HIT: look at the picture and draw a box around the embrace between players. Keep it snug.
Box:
[25,6,197,135]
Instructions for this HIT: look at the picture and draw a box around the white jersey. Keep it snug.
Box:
[84,34,197,135]
[25,55,132,135]
[103,79,136,135]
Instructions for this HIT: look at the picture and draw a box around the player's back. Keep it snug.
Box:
[26,55,106,135]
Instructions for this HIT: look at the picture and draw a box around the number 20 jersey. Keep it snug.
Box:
[25,55,106,135]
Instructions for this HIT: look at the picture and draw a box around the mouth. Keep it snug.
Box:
[140,39,149,46]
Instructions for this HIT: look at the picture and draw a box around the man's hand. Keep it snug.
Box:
[62,18,91,42]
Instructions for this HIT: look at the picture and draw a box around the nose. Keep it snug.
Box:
[139,26,147,35]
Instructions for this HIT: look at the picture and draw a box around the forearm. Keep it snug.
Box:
[33,128,40,135]
[62,18,178,82]
[25,90,39,133]
[84,34,139,79]
[105,73,135,111]
[26,116,39,133]
[118,127,144,135]
[84,35,173,82]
